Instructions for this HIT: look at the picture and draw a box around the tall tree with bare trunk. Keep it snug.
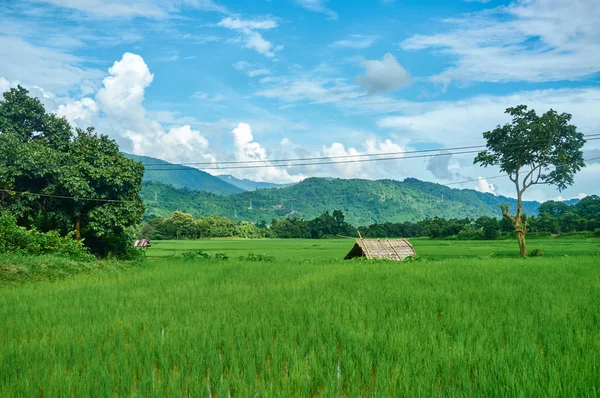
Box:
[474,105,585,257]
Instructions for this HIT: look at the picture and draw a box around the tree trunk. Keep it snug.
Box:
[515,192,527,257]
[516,228,526,257]
[75,216,81,241]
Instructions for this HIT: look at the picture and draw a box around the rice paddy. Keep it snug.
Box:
[1,238,599,396]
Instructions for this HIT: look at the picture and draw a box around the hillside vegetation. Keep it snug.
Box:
[124,153,244,195]
[141,177,541,226]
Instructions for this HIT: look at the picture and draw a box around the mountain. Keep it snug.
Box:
[124,153,244,195]
[216,174,288,191]
[140,177,542,226]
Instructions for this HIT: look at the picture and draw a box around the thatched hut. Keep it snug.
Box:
[344,238,416,261]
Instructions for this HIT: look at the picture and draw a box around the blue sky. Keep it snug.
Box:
[1,0,599,200]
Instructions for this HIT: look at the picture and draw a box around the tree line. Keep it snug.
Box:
[135,195,600,241]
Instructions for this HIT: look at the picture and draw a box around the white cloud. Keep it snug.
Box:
[315,138,410,179]
[247,69,271,78]
[474,177,496,194]
[191,91,209,100]
[56,97,98,128]
[217,17,281,57]
[233,61,250,71]
[400,0,600,85]
[377,87,600,146]
[96,52,154,123]
[0,36,104,94]
[356,53,412,94]
[217,17,278,31]
[332,35,378,49]
[35,0,228,18]
[126,125,216,165]
[231,123,302,183]
[294,0,338,20]
[0,77,12,94]
[257,78,362,104]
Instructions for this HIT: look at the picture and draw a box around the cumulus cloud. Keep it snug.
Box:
[56,97,98,128]
[217,17,281,57]
[400,0,600,85]
[231,123,302,183]
[96,52,154,122]
[356,53,412,94]
[474,177,496,194]
[316,138,409,179]
[331,35,378,49]
[294,0,338,19]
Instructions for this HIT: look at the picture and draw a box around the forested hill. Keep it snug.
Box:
[124,154,244,195]
[141,177,541,226]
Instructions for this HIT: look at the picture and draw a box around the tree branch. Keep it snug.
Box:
[521,164,542,192]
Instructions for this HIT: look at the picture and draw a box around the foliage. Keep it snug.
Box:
[530,248,544,257]
[0,86,145,257]
[474,105,585,256]
[180,250,211,260]
[138,196,600,242]
[238,253,275,262]
[0,213,92,261]
[139,177,542,226]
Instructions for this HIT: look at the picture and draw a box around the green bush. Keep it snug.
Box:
[530,248,544,257]
[180,250,211,260]
[0,213,92,260]
[214,253,229,260]
[239,253,275,262]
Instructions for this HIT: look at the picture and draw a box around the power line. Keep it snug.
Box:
[142,144,487,166]
[141,133,600,167]
[144,149,483,171]
[143,136,600,171]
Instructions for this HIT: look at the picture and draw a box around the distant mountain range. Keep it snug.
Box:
[140,177,543,226]
[124,153,244,195]
[216,174,287,191]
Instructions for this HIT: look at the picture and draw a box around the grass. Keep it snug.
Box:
[1,238,599,396]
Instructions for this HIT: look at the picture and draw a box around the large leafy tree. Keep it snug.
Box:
[474,105,585,256]
[0,86,144,257]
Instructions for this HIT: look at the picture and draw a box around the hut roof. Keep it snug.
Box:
[133,238,151,248]
[344,238,415,261]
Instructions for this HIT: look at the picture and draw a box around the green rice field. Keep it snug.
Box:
[1,238,600,396]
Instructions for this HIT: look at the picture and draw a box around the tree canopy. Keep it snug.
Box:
[0,86,145,257]
[474,105,585,256]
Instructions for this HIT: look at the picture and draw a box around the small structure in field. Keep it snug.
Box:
[133,238,151,248]
[344,238,416,261]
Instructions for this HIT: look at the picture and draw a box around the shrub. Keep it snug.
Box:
[180,250,211,260]
[530,248,544,257]
[214,253,229,260]
[0,213,92,261]
[239,253,275,262]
